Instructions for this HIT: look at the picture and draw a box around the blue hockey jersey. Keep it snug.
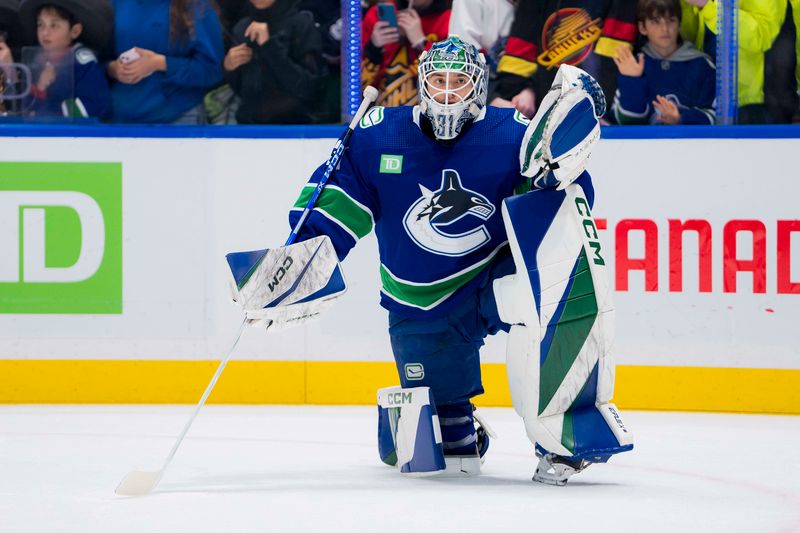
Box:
[612,42,716,125]
[29,43,111,119]
[289,106,535,319]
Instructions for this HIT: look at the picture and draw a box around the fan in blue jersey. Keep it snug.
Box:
[611,0,716,125]
[232,36,634,485]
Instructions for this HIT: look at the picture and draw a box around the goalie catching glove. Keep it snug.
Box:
[226,235,346,331]
[520,64,605,190]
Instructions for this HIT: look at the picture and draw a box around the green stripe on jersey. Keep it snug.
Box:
[294,185,373,239]
[381,260,492,310]
[538,250,599,414]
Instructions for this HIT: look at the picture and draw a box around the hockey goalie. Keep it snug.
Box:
[228,36,633,485]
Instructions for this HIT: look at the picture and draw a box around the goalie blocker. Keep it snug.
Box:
[226,235,346,331]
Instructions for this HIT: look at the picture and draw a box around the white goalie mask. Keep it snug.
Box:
[418,36,489,141]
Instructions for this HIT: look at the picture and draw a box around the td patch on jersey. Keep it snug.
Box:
[380,154,403,173]
[403,169,495,257]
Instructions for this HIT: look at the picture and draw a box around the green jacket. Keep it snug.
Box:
[680,0,783,105]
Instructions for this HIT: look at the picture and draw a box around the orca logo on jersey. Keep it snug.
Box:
[403,169,495,257]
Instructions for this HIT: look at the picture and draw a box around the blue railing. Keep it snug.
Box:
[716,0,739,125]
[1,123,800,139]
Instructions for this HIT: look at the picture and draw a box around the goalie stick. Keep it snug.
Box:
[115,86,380,496]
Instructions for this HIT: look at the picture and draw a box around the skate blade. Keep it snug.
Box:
[532,471,568,486]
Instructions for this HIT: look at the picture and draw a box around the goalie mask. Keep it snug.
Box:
[418,36,488,141]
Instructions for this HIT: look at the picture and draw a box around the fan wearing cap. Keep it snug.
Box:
[13,2,110,118]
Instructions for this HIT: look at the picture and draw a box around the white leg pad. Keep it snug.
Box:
[377,386,446,476]
[494,183,633,460]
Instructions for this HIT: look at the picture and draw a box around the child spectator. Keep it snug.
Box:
[107,0,224,124]
[680,0,782,123]
[362,0,451,107]
[613,0,715,125]
[13,0,110,119]
[224,0,326,124]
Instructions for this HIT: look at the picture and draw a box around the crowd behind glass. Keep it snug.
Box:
[0,0,797,125]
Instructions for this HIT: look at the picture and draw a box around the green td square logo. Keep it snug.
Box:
[0,162,122,314]
[379,154,403,174]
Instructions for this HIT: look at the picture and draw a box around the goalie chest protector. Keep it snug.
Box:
[294,105,533,319]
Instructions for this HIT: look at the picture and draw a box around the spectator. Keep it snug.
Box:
[788,0,800,121]
[298,0,342,122]
[680,0,782,123]
[297,0,340,65]
[493,0,638,119]
[449,0,514,59]
[613,0,715,125]
[217,0,250,47]
[107,0,224,124]
[362,0,380,14]
[14,0,111,118]
[0,0,23,51]
[362,0,451,107]
[223,0,326,124]
[764,0,797,123]
[0,0,23,115]
[448,0,514,74]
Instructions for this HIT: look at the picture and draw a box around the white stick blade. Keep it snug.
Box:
[115,470,162,496]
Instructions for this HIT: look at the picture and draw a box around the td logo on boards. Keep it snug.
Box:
[0,162,122,313]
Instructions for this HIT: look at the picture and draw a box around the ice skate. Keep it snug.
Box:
[441,405,497,477]
[532,450,590,486]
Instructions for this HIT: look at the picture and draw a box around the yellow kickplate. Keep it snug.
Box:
[0,360,797,414]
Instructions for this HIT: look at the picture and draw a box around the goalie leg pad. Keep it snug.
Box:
[493,181,633,460]
[377,386,446,476]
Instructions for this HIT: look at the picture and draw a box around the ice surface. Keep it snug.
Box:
[1,406,799,532]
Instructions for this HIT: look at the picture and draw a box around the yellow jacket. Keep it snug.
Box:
[680,0,783,105]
